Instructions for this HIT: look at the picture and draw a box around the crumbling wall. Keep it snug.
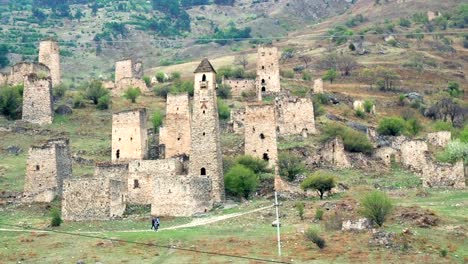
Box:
[321,137,351,168]
[62,178,126,221]
[22,74,53,125]
[313,78,323,94]
[229,108,246,134]
[7,62,50,86]
[94,162,129,182]
[423,161,465,189]
[38,39,61,86]
[112,108,148,162]
[0,72,7,85]
[400,140,428,172]
[114,77,149,96]
[275,93,316,136]
[223,78,255,98]
[159,94,191,158]
[427,11,440,21]
[115,59,143,83]
[353,100,375,114]
[427,131,451,147]
[244,104,278,168]
[256,46,281,99]
[374,147,400,166]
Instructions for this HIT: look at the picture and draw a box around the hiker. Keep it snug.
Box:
[155,216,160,232]
[151,217,157,231]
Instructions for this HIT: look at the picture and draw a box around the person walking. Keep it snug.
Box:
[155,216,160,232]
[151,217,157,231]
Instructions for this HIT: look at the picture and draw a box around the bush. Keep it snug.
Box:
[143,76,151,87]
[301,171,336,199]
[363,100,374,113]
[156,72,165,83]
[404,118,422,136]
[123,87,141,103]
[440,249,448,257]
[359,190,393,227]
[96,95,110,110]
[154,85,171,98]
[0,85,23,119]
[436,139,468,165]
[217,99,230,120]
[377,117,406,136]
[315,208,324,220]
[224,164,259,199]
[72,93,86,109]
[171,72,181,81]
[447,81,462,97]
[305,228,326,249]
[235,155,270,174]
[53,83,67,99]
[151,110,164,133]
[278,152,306,182]
[322,122,373,154]
[325,213,343,231]
[323,69,337,84]
[295,202,305,220]
[280,70,295,78]
[170,80,194,96]
[50,208,63,227]
[217,84,231,99]
[459,125,468,143]
[355,109,365,118]
[302,72,312,81]
[85,80,109,105]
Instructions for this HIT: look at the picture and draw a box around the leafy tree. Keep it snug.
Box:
[156,72,165,83]
[328,25,354,45]
[50,208,63,227]
[234,155,270,174]
[151,109,164,133]
[295,202,305,220]
[374,66,399,91]
[301,171,336,199]
[217,99,230,120]
[359,190,393,227]
[170,80,194,96]
[85,80,109,105]
[322,122,373,154]
[323,69,337,84]
[225,164,259,199]
[279,152,306,182]
[447,81,462,97]
[377,117,406,136]
[0,44,10,68]
[96,95,110,110]
[0,85,23,119]
[358,68,376,88]
[72,93,86,109]
[217,84,231,99]
[123,87,141,103]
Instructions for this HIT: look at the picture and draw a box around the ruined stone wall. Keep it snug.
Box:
[112,109,148,162]
[353,100,376,114]
[427,131,451,147]
[159,94,191,158]
[115,59,143,83]
[313,78,323,94]
[62,178,126,221]
[275,94,316,136]
[400,140,428,172]
[229,108,246,134]
[321,137,350,168]
[244,104,278,168]
[127,159,184,205]
[8,62,50,86]
[114,77,149,96]
[0,72,7,85]
[223,78,255,98]
[94,162,129,183]
[22,74,53,125]
[422,160,465,189]
[152,174,212,217]
[23,139,71,203]
[427,11,440,21]
[374,147,400,166]
[189,66,224,203]
[38,39,61,87]
[256,46,281,99]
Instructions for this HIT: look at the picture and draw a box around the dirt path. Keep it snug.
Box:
[0,205,274,234]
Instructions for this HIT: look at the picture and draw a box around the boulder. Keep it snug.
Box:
[342,218,372,231]
[55,105,73,115]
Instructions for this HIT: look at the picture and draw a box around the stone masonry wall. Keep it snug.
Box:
[321,137,351,168]
[422,160,465,189]
[275,93,316,136]
[400,140,428,172]
[94,162,129,183]
[244,104,278,168]
[112,108,148,162]
[22,74,53,125]
[8,62,50,86]
[114,77,149,96]
[223,78,255,98]
[62,178,126,221]
[427,131,451,148]
[38,39,61,87]
[115,59,143,83]
[313,78,323,94]
[229,108,246,134]
[256,46,281,100]
[159,93,191,158]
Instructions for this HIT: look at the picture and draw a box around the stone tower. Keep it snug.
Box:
[22,73,53,125]
[256,46,281,100]
[189,59,224,203]
[112,108,148,162]
[38,39,61,87]
[244,104,278,169]
[159,93,191,158]
[115,58,143,83]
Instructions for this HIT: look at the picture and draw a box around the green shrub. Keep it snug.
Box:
[302,72,312,81]
[53,83,67,99]
[323,69,337,84]
[377,117,406,136]
[355,109,365,118]
[235,155,270,174]
[123,87,141,103]
[315,208,324,220]
[217,99,230,120]
[0,85,23,119]
[459,125,468,143]
[170,80,194,96]
[399,17,411,27]
[404,118,422,136]
[142,76,151,87]
[50,208,63,227]
[447,81,462,97]
[224,164,259,199]
[154,85,171,98]
[296,202,305,220]
[217,84,231,99]
[278,152,306,182]
[436,140,468,165]
[440,249,448,257]
[96,95,110,110]
[359,190,393,227]
[72,93,86,109]
[171,71,181,81]
[280,70,295,78]
[363,100,374,113]
[305,227,326,249]
[301,171,336,199]
[85,80,109,105]
[322,123,373,154]
[151,110,164,133]
[156,72,165,83]
[433,121,453,132]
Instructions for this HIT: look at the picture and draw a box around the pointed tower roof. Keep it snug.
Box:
[194,58,216,74]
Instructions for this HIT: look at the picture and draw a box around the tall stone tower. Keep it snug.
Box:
[22,73,53,125]
[189,59,224,203]
[256,46,281,100]
[112,108,148,162]
[38,39,61,87]
[115,58,143,83]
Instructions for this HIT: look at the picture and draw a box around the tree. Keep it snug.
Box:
[375,66,399,91]
[337,54,358,76]
[96,95,110,110]
[279,152,306,182]
[0,85,23,119]
[85,80,109,105]
[299,55,312,69]
[217,84,231,99]
[123,87,141,103]
[225,164,259,199]
[358,68,376,88]
[217,99,230,120]
[0,44,10,68]
[74,9,84,22]
[235,53,249,70]
[235,155,271,174]
[301,171,336,199]
[151,109,164,133]
[359,190,393,227]
[323,69,338,84]
[447,81,462,97]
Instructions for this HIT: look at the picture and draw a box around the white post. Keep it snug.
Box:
[274,191,281,256]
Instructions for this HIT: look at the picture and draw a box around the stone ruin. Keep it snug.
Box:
[62,177,126,221]
[229,108,246,134]
[244,103,278,169]
[110,58,149,96]
[427,11,440,21]
[256,46,281,100]
[275,92,316,137]
[22,73,54,125]
[23,138,72,203]
[38,39,61,87]
[427,131,451,147]
[321,137,351,169]
[4,62,51,86]
[112,108,148,162]
[353,100,376,115]
[159,93,191,158]
[222,77,256,98]
[313,78,323,94]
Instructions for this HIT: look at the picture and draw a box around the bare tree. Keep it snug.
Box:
[235,53,249,70]
[299,55,312,69]
[337,54,358,76]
